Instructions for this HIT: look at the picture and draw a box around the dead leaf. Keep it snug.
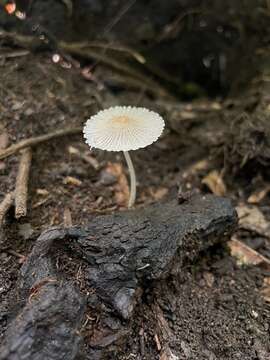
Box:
[229,237,270,268]
[202,170,226,196]
[150,187,169,201]
[36,188,49,196]
[189,159,209,173]
[236,205,270,238]
[182,159,210,180]
[105,162,129,206]
[261,277,270,302]
[247,186,270,204]
[63,176,82,186]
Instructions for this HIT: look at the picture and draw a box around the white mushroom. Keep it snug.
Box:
[83,106,165,208]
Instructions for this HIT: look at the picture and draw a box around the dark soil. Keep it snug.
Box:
[123,261,269,360]
[1,1,270,359]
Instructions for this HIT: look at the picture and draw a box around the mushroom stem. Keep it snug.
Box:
[123,151,136,208]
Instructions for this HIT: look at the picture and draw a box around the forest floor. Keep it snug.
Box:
[1,1,270,359]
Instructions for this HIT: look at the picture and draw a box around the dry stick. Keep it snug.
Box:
[15,148,32,219]
[63,207,72,228]
[0,127,81,160]
[0,192,14,227]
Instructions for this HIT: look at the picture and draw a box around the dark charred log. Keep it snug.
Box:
[68,195,237,319]
[0,194,237,359]
[0,228,86,360]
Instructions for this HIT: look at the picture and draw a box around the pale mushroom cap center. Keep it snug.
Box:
[111,115,131,126]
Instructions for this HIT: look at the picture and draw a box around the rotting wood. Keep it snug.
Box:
[15,147,32,219]
[0,127,81,160]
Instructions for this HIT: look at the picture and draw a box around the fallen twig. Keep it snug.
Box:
[63,207,72,228]
[15,148,32,219]
[0,127,81,160]
[0,192,14,226]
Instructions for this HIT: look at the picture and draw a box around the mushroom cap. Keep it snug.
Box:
[83,106,165,151]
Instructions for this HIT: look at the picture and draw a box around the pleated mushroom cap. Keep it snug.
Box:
[83,106,165,151]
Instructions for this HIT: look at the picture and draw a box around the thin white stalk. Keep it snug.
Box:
[123,151,136,208]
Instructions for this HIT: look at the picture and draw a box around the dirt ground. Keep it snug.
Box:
[1,1,270,359]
